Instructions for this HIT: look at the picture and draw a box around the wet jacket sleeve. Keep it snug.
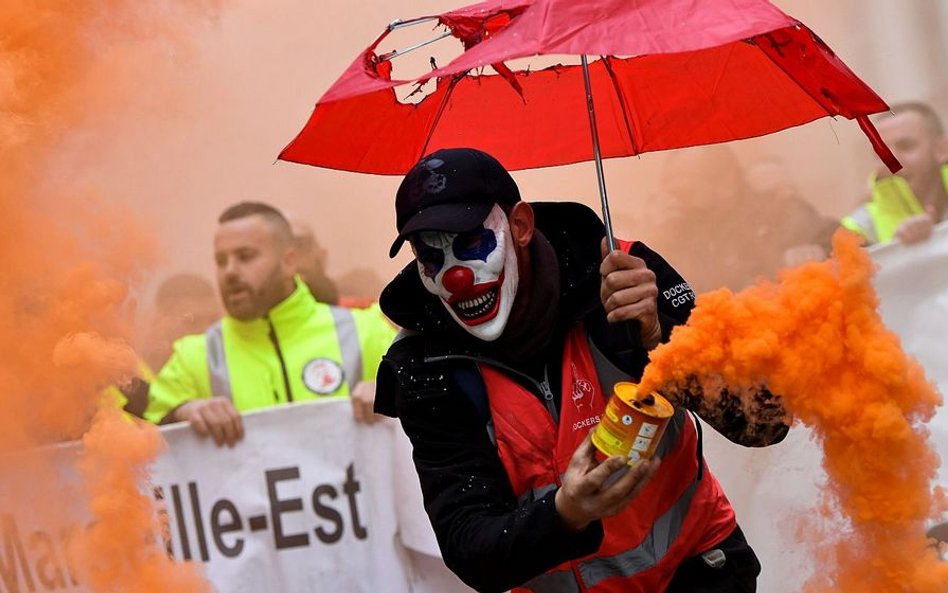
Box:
[629,242,790,447]
[144,335,211,424]
[376,351,602,593]
[628,241,696,340]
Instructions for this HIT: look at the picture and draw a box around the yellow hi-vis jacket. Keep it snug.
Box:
[144,279,396,423]
[841,165,948,244]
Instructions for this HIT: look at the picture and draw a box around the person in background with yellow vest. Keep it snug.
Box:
[288,216,342,306]
[291,215,390,310]
[375,149,789,593]
[144,201,397,445]
[140,272,221,372]
[841,102,948,245]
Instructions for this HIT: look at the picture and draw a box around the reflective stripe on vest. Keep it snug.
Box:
[206,321,231,399]
[841,206,878,244]
[329,305,363,392]
[578,475,700,588]
[522,484,705,592]
[522,570,582,593]
[204,306,363,399]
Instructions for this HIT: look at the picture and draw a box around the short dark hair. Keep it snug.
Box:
[218,201,293,241]
[879,102,945,137]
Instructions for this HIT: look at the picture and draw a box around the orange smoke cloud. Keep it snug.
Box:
[0,1,217,591]
[640,230,948,591]
[73,408,212,593]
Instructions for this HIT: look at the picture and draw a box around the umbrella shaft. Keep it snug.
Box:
[580,55,617,252]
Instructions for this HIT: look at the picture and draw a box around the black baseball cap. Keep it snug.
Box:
[389,148,521,258]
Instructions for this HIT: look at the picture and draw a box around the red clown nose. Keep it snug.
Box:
[442,266,475,294]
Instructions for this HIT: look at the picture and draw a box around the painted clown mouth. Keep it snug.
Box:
[447,272,504,325]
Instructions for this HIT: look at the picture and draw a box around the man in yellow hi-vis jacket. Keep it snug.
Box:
[842,102,948,245]
[144,201,396,446]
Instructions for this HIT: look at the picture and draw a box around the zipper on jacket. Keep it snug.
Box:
[539,366,558,423]
[425,354,559,423]
[268,319,294,403]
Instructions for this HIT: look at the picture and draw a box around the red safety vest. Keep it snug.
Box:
[481,323,736,592]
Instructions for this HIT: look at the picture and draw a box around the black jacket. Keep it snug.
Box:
[375,202,786,593]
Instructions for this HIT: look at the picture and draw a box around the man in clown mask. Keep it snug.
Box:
[375,148,788,593]
[412,204,519,342]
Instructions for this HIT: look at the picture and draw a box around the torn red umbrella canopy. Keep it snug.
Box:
[439,1,527,49]
[279,0,899,176]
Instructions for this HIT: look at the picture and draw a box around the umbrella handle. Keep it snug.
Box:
[580,54,617,252]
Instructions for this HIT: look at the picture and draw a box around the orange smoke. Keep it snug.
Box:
[0,1,216,591]
[640,230,948,591]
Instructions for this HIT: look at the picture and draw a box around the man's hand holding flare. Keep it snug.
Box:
[555,435,660,532]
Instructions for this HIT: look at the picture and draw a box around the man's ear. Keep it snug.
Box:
[508,202,535,247]
[934,135,948,165]
[283,246,299,278]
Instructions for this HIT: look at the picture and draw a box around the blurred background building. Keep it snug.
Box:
[51,0,948,315]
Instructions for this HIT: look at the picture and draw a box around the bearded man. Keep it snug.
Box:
[145,201,396,444]
[375,148,788,593]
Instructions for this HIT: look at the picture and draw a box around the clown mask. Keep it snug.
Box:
[412,205,519,341]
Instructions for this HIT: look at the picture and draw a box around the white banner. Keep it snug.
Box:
[0,444,89,593]
[873,223,948,491]
[704,222,948,592]
[152,400,412,593]
[0,401,450,593]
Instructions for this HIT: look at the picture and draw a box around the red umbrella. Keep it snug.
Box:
[279,0,899,244]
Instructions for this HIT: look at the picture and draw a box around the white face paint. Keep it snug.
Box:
[412,205,519,341]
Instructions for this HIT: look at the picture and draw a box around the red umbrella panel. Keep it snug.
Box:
[279,0,899,176]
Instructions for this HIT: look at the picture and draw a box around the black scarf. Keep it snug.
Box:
[488,229,562,364]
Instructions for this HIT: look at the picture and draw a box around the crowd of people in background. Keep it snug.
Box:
[630,144,838,293]
[110,101,948,422]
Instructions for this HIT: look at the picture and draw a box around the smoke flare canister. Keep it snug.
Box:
[592,382,674,465]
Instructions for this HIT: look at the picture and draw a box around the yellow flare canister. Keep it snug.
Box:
[591,382,674,466]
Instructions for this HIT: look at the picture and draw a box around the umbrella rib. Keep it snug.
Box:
[602,56,639,154]
[419,74,462,158]
[379,30,454,63]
